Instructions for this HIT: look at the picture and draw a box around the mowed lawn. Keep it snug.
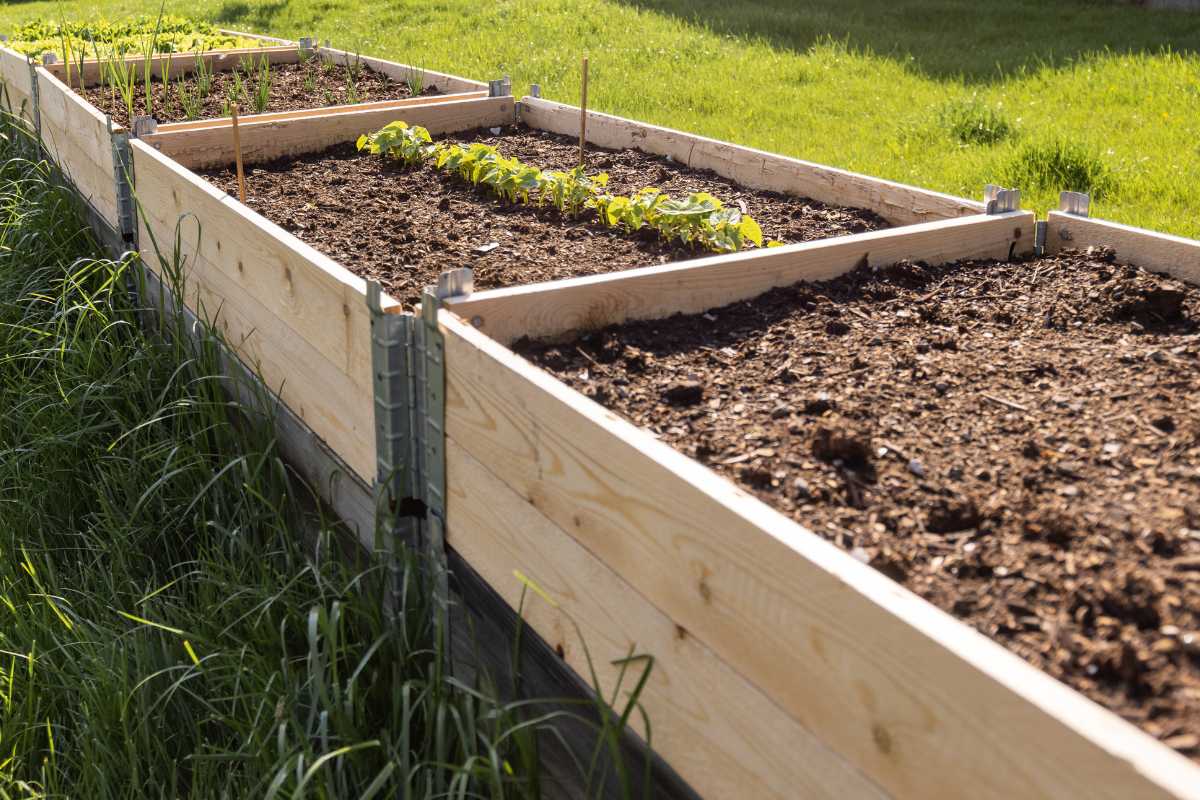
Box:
[3,0,1198,236]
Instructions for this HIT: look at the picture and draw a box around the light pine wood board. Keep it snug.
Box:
[44,46,301,90]
[34,68,121,227]
[155,90,490,133]
[0,45,34,124]
[318,45,487,94]
[141,95,516,169]
[448,211,1034,345]
[1047,211,1200,286]
[132,138,392,480]
[440,311,1200,800]
[446,436,891,800]
[520,97,985,226]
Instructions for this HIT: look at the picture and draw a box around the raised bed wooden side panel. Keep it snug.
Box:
[319,45,486,94]
[519,97,985,227]
[0,45,34,124]
[448,211,1034,346]
[439,213,1200,800]
[43,46,302,89]
[34,68,120,229]
[141,95,515,170]
[131,138,387,481]
[1046,211,1200,286]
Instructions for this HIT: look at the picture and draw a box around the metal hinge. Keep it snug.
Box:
[110,119,137,245]
[1059,191,1090,217]
[983,184,1021,214]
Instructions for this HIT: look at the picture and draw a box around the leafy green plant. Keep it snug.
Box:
[359,122,767,253]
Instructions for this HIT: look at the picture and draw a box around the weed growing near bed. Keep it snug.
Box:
[359,121,766,253]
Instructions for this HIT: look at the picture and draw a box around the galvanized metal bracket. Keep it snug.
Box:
[131,116,157,138]
[530,83,542,98]
[110,119,138,246]
[27,58,41,148]
[1034,220,1048,257]
[41,53,56,66]
[983,184,1021,214]
[1059,191,1090,217]
[488,76,512,98]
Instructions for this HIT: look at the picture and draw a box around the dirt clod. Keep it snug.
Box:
[663,380,704,406]
[811,418,873,468]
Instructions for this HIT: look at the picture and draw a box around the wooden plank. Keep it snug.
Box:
[34,67,120,228]
[154,90,490,133]
[448,211,1034,345]
[0,45,34,124]
[140,95,516,170]
[319,45,487,94]
[218,28,295,46]
[44,46,301,89]
[440,310,1200,800]
[446,437,891,800]
[131,138,391,480]
[519,97,985,226]
[1047,211,1200,286]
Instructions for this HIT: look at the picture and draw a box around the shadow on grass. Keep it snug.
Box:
[613,0,1200,81]
[212,0,292,32]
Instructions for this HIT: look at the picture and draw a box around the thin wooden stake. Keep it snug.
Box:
[578,55,588,169]
[230,103,246,203]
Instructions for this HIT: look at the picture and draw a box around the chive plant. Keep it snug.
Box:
[0,109,657,799]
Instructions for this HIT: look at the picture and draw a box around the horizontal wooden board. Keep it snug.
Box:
[132,138,390,480]
[1047,211,1200,286]
[445,435,890,800]
[520,97,985,226]
[141,95,515,170]
[44,46,301,90]
[440,311,1200,800]
[155,90,490,133]
[34,68,121,228]
[0,45,34,123]
[319,45,486,94]
[448,211,1034,345]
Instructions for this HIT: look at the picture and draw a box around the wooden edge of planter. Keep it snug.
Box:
[140,94,516,170]
[318,45,488,94]
[1046,211,1200,287]
[218,28,295,46]
[446,211,1035,346]
[33,66,121,228]
[438,307,1200,800]
[44,46,303,89]
[0,44,35,122]
[130,136,392,481]
[518,96,986,227]
[154,90,491,134]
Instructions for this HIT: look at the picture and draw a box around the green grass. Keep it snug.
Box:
[0,117,651,798]
[2,0,1197,236]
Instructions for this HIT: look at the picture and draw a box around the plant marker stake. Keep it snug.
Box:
[231,104,246,204]
[579,55,589,169]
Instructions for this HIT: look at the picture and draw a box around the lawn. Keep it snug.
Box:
[1,0,1197,237]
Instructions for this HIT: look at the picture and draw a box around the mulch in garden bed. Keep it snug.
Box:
[201,125,890,307]
[516,247,1200,759]
[79,57,438,127]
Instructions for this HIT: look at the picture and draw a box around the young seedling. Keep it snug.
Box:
[345,71,359,104]
[194,51,213,98]
[405,67,425,96]
[176,74,201,120]
[251,55,271,114]
[140,3,168,118]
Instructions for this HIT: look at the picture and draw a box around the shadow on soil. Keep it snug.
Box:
[613,0,1200,81]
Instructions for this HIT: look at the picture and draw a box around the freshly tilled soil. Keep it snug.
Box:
[201,125,890,307]
[78,58,436,127]
[517,247,1200,758]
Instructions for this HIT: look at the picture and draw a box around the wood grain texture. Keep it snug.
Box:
[446,436,891,800]
[318,46,487,94]
[0,45,35,124]
[132,138,389,480]
[141,95,515,169]
[43,46,301,90]
[520,97,985,226]
[34,68,121,228]
[1047,211,1200,287]
[440,310,1200,800]
[448,211,1034,345]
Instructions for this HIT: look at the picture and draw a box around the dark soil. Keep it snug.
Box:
[516,247,1200,759]
[79,58,437,127]
[201,125,889,307]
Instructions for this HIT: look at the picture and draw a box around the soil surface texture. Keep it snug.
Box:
[201,125,889,307]
[516,247,1200,758]
[79,58,436,127]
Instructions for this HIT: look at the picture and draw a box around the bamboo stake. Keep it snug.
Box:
[578,55,588,169]
[231,103,246,203]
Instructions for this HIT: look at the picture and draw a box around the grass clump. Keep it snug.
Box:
[939,97,1015,146]
[1001,139,1116,199]
[0,113,647,798]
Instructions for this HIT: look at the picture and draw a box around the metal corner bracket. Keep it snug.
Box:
[983,184,1021,215]
[109,117,138,246]
[1059,191,1090,217]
